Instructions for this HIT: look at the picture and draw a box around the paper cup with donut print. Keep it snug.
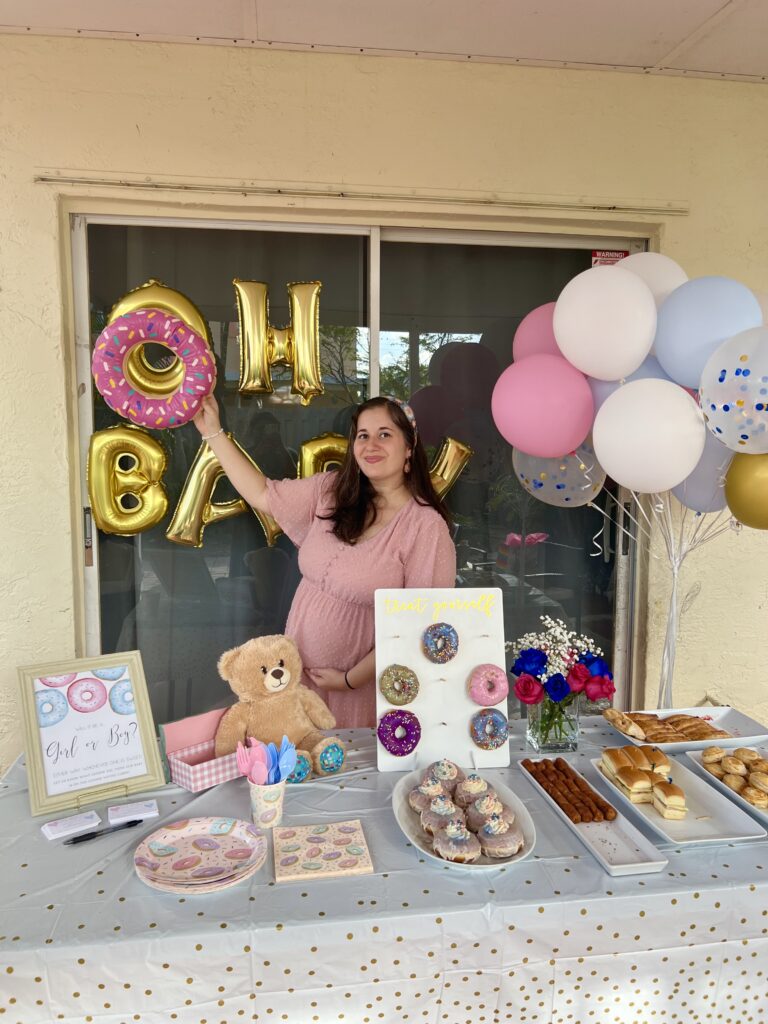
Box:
[249,779,286,829]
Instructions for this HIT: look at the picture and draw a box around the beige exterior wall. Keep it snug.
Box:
[1,34,767,771]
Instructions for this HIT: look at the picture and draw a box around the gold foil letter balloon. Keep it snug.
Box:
[429,438,474,498]
[93,281,216,429]
[725,453,768,530]
[234,280,323,405]
[87,426,169,535]
[298,433,348,478]
[166,436,282,548]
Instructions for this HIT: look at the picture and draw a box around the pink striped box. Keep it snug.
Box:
[164,708,240,793]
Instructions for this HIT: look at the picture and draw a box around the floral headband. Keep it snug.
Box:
[387,396,418,439]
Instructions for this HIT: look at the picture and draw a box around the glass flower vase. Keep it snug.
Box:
[526,697,580,753]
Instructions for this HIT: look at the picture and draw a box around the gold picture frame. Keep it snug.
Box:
[18,650,165,816]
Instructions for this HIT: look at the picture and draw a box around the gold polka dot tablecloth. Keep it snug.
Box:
[2,722,768,1024]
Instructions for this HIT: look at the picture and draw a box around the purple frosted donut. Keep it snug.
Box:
[377,709,421,756]
[468,664,509,706]
[421,622,459,664]
[470,708,509,750]
[67,677,107,714]
[191,865,227,878]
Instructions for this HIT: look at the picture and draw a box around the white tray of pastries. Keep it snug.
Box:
[593,745,767,845]
[687,745,768,824]
[602,705,768,753]
[392,761,536,870]
[519,756,668,877]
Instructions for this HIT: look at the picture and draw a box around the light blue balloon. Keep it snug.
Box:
[671,428,733,513]
[655,277,762,389]
[588,355,671,412]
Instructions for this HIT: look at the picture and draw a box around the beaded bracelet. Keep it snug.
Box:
[201,427,225,442]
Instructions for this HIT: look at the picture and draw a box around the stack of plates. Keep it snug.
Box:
[134,817,267,894]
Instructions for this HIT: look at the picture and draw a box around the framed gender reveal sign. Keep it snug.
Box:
[374,587,510,773]
[18,651,165,816]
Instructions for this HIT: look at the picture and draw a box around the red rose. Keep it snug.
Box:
[566,663,591,693]
[585,675,615,702]
[513,673,545,705]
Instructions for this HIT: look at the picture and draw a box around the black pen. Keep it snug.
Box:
[63,819,143,845]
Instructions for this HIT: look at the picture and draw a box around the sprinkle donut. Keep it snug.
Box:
[377,709,421,756]
[378,664,420,706]
[91,307,215,430]
[39,673,77,688]
[36,689,69,728]
[468,664,509,706]
[421,622,459,664]
[67,677,107,714]
[109,678,135,716]
[470,708,509,750]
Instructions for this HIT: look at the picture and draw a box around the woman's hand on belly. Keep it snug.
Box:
[306,668,347,692]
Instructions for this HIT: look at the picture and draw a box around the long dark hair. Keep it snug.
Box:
[321,397,453,544]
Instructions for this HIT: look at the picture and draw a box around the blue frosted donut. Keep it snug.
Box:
[287,752,312,784]
[108,678,135,715]
[36,689,69,728]
[377,709,421,756]
[470,708,509,750]
[421,622,459,664]
[93,665,127,682]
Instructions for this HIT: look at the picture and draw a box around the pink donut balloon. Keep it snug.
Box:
[39,673,77,688]
[468,664,510,706]
[91,308,215,430]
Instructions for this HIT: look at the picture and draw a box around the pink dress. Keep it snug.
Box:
[265,473,457,727]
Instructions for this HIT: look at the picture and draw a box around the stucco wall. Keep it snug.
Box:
[1,34,767,771]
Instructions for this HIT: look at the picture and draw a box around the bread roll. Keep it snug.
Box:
[639,745,671,774]
[623,747,652,772]
[742,785,768,808]
[701,746,725,764]
[652,781,687,820]
[724,773,746,793]
[734,747,761,763]
[721,756,748,776]
[705,761,726,779]
[601,748,633,778]
[748,771,768,794]
[614,767,653,803]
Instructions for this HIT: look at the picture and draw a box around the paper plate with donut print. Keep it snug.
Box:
[134,817,267,889]
[392,768,536,871]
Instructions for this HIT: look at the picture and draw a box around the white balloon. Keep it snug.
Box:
[593,379,706,493]
[553,265,657,381]
[751,289,768,325]
[620,252,688,307]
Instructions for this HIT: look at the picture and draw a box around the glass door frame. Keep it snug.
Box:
[71,212,647,706]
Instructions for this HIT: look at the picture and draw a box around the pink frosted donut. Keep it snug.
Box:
[39,673,77,688]
[67,677,107,714]
[468,664,509,706]
[91,308,215,430]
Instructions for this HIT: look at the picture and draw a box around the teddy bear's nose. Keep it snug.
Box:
[272,668,284,680]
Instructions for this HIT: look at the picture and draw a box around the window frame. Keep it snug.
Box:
[71,211,646,706]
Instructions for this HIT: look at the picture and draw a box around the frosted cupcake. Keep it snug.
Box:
[454,772,496,808]
[432,818,481,864]
[421,795,465,836]
[466,793,515,833]
[477,813,525,859]
[408,774,446,813]
[422,759,465,795]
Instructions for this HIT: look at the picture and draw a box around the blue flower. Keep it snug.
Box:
[512,647,548,678]
[544,673,570,703]
[579,652,612,678]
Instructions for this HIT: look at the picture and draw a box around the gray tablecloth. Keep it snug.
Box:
[2,719,767,1023]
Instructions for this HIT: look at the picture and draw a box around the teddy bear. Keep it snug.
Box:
[213,634,345,781]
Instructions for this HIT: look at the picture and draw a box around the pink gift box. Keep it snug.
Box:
[163,708,240,793]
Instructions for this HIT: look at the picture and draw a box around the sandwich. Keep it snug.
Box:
[600,748,633,780]
[652,781,687,820]
[622,747,652,772]
[613,767,653,803]
[639,745,671,776]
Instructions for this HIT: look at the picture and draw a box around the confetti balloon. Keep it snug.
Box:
[699,326,768,454]
[513,440,606,508]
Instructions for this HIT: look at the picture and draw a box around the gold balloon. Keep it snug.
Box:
[166,434,282,548]
[106,279,215,411]
[429,437,474,498]
[298,433,348,478]
[725,453,768,530]
[88,425,169,535]
[234,279,323,405]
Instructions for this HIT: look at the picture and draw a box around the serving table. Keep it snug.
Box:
[2,718,767,1023]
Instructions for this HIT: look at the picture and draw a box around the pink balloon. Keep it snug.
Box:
[512,303,560,361]
[491,354,594,458]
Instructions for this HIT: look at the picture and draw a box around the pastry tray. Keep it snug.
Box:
[687,746,768,828]
[604,706,768,753]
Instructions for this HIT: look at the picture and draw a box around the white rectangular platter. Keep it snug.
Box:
[592,756,767,845]
[374,588,509,772]
[519,758,668,876]
[392,768,535,871]
[687,747,768,827]
[605,706,768,753]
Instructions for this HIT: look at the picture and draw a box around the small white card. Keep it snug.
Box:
[41,810,101,841]
[107,799,159,825]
